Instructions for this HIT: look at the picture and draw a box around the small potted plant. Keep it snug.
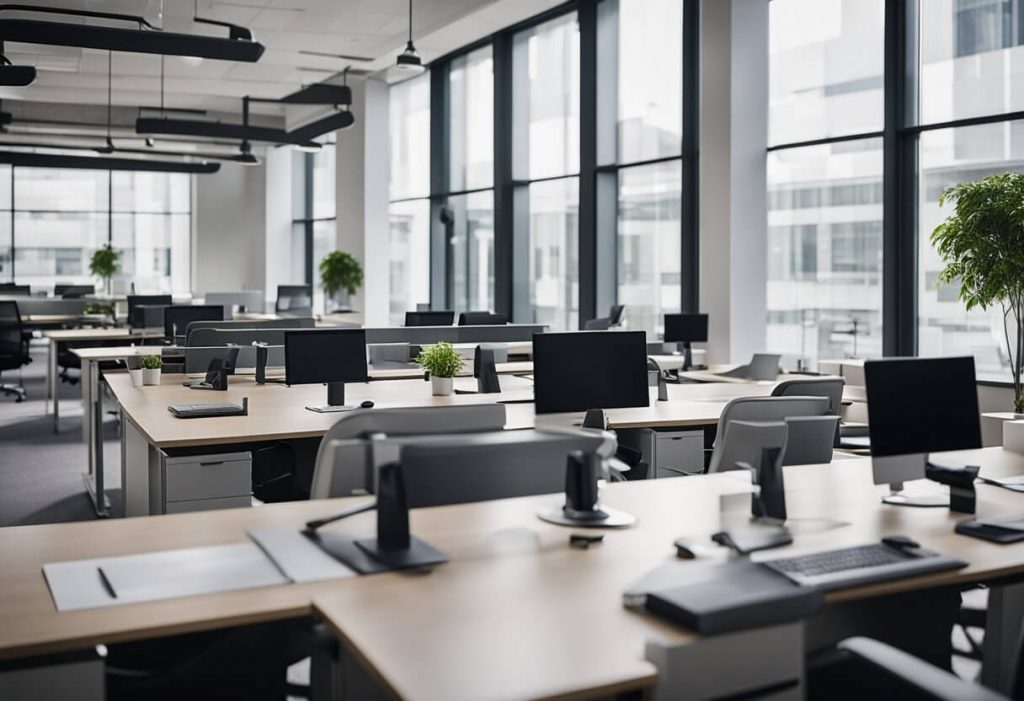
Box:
[141,354,162,386]
[89,243,121,296]
[126,355,144,388]
[319,250,363,314]
[416,341,464,396]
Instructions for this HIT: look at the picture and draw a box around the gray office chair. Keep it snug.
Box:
[707,419,789,476]
[706,395,829,473]
[310,404,508,499]
[717,353,782,381]
[773,377,845,446]
[782,415,840,465]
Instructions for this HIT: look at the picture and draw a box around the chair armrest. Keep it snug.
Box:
[837,637,1006,701]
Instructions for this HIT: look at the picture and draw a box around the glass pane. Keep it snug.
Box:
[528,178,578,330]
[312,145,336,220]
[917,121,1024,381]
[918,0,1024,125]
[0,214,11,283]
[112,172,190,213]
[450,190,495,313]
[769,0,885,145]
[12,212,108,289]
[388,199,431,325]
[14,168,109,211]
[291,221,308,287]
[389,73,431,200]
[616,0,683,163]
[449,46,494,191]
[766,138,884,368]
[313,219,336,312]
[0,165,12,210]
[292,150,308,220]
[111,213,190,294]
[617,162,682,337]
[513,12,581,180]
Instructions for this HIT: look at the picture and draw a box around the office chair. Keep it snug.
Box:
[583,304,627,330]
[275,285,313,317]
[0,300,30,401]
[716,352,782,381]
[0,283,31,296]
[310,404,508,499]
[806,636,1011,701]
[458,311,508,326]
[703,419,789,476]
[782,415,840,465]
[706,395,829,473]
[772,377,845,445]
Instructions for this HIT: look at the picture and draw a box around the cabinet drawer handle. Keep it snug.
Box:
[199,461,225,467]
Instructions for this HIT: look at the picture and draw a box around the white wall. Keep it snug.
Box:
[264,145,295,307]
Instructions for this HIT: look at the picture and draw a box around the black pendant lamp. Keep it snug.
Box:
[394,0,425,75]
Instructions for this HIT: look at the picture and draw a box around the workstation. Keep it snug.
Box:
[2,1,1024,700]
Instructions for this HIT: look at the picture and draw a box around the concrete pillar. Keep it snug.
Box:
[699,0,770,364]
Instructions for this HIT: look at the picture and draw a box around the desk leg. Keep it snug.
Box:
[981,581,1024,694]
[49,338,59,431]
[81,362,110,518]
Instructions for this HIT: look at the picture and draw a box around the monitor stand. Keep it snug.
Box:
[679,341,694,371]
[876,453,949,507]
[882,481,949,508]
[306,381,357,413]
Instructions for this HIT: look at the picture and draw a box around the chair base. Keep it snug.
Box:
[0,383,25,402]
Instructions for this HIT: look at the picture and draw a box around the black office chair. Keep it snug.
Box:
[276,285,313,317]
[0,283,31,296]
[458,311,508,326]
[584,304,626,330]
[0,300,31,401]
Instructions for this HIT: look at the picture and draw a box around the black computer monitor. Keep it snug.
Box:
[864,356,981,507]
[128,295,171,327]
[533,331,649,414]
[163,305,224,341]
[664,313,709,370]
[0,283,30,296]
[405,310,455,327]
[276,285,313,314]
[285,329,368,413]
[58,284,95,299]
[458,311,508,326]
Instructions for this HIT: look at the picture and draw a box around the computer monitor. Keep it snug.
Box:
[458,311,508,326]
[276,285,313,315]
[533,331,649,414]
[163,305,224,342]
[864,356,981,507]
[285,329,368,413]
[55,284,94,298]
[663,313,708,369]
[128,295,171,328]
[0,283,31,296]
[404,310,455,327]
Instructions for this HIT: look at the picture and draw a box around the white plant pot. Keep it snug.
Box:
[129,369,144,388]
[142,368,162,386]
[431,375,454,396]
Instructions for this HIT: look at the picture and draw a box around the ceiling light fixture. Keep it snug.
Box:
[237,140,260,166]
[0,150,220,173]
[294,142,322,153]
[0,53,35,86]
[393,0,425,75]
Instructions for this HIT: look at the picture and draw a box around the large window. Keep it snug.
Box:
[768,0,885,367]
[387,73,431,324]
[292,144,336,312]
[2,166,190,292]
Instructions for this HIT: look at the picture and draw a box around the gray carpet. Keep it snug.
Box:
[0,339,122,527]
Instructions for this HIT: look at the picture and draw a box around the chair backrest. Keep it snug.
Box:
[771,377,845,415]
[276,285,312,314]
[458,311,508,326]
[584,317,611,330]
[56,284,95,299]
[717,353,782,381]
[707,395,829,473]
[404,310,455,327]
[707,420,788,474]
[0,283,31,296]
[782,415,840,466]
[0,300,24,359]
[608,304,626,326]
[185,321,316,347]
[205,291,265,314]
[310,405,507,499]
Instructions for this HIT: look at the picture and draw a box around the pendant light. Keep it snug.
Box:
[394,0,425,75]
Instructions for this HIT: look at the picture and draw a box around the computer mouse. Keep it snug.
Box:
[673,538,697,559]
[882,535,919,551]
[360,400,375,409]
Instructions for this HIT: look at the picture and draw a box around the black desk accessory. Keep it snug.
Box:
[537,450,636,528]
[648,358,669,402]
[955,515,1024,544]
[167,397,248,418]
[184,357,233,391]
[303,462,447,574]
[569,533,604,549]
[474,345,501,394]
[926,462,979,514]
[254,342,285,384]
[711,527,793,555]
[743,446,786,522]
[581,408,609,430]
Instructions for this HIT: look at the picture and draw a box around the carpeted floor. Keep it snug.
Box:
[0,339,122,527]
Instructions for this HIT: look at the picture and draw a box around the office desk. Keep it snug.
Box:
[2,449,1024,699]
[22,313,111,330]
[43,328,164,432]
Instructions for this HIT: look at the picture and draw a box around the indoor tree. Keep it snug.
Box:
[931,172,1024,413]
[319,250,364,313]
[89,243,121,296]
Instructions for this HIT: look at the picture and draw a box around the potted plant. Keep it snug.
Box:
[89,243,121,296]
[84,302,115,325]
[141,354,162,386]
[415,341,464,396]
[319,251,363,314]
[931,172,1024,415]
[126,355,144,388]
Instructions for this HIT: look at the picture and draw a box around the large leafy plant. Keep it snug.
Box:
[931,172,1024,412]
[89,244,121,288]
[319,251,364,299]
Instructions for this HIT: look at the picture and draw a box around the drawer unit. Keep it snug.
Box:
[653,430,704,477]
[152,451,252,515]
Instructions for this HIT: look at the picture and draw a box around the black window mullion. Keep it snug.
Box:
[493,33,515,319]
[681,0,700,313]
[578,0,599,328]
[430,65,451,308]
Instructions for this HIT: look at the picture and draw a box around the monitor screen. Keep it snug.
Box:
[128,295,171,324]
[284,329,368,385]
[864,356,981,457]
[405,311,455,327]
[164,305,224,339]
[664,313,708,343]
[458,312,508,326]
[533,331,649,414]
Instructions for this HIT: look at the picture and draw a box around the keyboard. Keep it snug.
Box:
[167,402,245,418]
[762,542,967,592]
